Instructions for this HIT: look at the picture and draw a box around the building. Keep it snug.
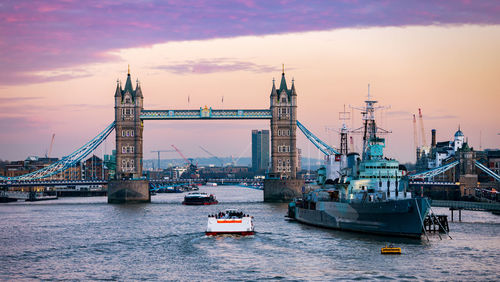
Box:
[252,129,270,174]
[83,155,104,180]
[417,126,466,171]
[104,150,116,180]
[416,127,500,196]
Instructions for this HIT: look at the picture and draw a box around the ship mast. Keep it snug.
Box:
[339,104,350,155]
[351,84,391,160]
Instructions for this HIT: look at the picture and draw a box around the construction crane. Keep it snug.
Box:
[171,145,198,178]
[413,114,418,152]
[418,108,427,147]
[150,150,175,170]
[199,146,224,167]
[171,145,191,165]
[45,133,55,158]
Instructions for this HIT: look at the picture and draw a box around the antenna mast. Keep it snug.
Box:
[418,108,427,147]
[339,104,351,155]
[350,84,391,160]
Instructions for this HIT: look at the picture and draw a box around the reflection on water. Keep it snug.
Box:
[1,186,499,280]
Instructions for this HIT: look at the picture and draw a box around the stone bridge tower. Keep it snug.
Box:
[270,71,298,178]
[114,68,144,179]
[264,69,304,202]
[108,68,149,203]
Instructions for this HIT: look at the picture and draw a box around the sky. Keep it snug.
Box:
[1,0,499,163]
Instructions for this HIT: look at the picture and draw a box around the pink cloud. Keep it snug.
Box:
[1,0,499,85]
[154,59,279,74]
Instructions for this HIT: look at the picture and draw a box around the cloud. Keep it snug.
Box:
[386,110,412,117]
[64,103,112,110]
[1,0,499,85]
[425,114,458,120]
[0,117,45,130]
[0,97,43,103]
[154,58,279,75]
[0,71,93,86]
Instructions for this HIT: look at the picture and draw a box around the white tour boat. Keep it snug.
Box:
[206,209,254,236]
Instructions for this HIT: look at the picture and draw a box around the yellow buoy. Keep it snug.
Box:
[381,245,401,255]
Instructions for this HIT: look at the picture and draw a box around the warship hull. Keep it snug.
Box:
[292,197,429,238]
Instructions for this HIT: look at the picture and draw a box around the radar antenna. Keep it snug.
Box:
[350,84,391,160]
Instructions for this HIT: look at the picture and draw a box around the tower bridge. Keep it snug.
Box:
[109,67,302,203]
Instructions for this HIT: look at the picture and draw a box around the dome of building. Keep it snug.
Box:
[454,125,464,138]
[454,130,464,137]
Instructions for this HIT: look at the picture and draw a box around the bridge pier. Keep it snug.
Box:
[108,180,150,204]
[263,178,304,202]
[450,208,462,222]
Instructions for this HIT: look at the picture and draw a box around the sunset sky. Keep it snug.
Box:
[1,0,499,163]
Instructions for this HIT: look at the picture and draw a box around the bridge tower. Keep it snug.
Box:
[264,68,305,202]
[108,67,149,203]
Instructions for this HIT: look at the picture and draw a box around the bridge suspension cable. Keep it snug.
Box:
[296,121,339,156]
[1,122,116,181]
[474,160,500,182]
[408,160,459,180]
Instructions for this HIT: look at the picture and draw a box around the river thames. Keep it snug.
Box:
[1,186,499,281]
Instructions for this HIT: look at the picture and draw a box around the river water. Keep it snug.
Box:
[1,186,499,281]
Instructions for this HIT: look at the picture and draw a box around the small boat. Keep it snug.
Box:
[165,186,183,193]
[381,245,402,255]
[182,192,218,205]
[206,209,254,236]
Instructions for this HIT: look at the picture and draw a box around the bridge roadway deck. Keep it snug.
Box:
[431,200,500,212]
[140,109,272,120]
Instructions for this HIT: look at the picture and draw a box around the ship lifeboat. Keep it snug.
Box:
[206,209,254,236]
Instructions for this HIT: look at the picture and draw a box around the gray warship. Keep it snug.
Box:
[288,92,430,238]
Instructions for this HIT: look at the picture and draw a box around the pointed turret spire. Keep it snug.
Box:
[114,79,121,97]
[279,65,288,93]
[124,66,134,94]
[270,77,277,98]
[135,78,143,98]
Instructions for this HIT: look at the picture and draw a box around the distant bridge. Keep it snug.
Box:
[409,181,458,186]
[0,178,263,188]
[149,178,263,185]
[0,179,108,188]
